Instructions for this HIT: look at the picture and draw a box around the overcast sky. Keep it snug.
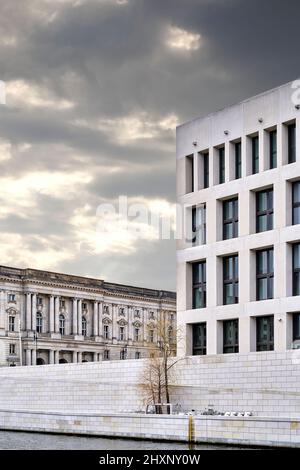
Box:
[0,0,299,291]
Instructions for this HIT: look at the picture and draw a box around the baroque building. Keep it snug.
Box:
[0,265,176,366]
[176,80,300,356]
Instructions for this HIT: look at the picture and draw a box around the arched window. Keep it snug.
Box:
[36,312,43,333]
[82,316,87,336]
[59,314,65,336]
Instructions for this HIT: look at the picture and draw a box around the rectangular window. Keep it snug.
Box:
[219,147,225,184]
[293,243,300,296]
[186,154,194,193]
[37,297,43,306]
[82,302,87,310]
[293,313,300,341]
[256,315,274,351]
[103,350,110,360]
[203,152,209,188]
[223,255,239,305]
[60,299,65,309]
[288,122,296,164]
[148,330,154,343]
[256,248,274,300]
[135,351,141,359]
[8,294,16,303]
[269,129,277,169]
[256,188,273,232]
[103,325,109,340]
[119,326,125,341]
[8,316,15,332]
[234,141,242,179]
[9,344,16,355]
[134,328,140,342]
[192,261,206,309]
[192,323,206,355]
[192,204,206,245]
[292,181,300,225]
[223,198,238,240]
[252,135,259,174]
[223,319,239,354]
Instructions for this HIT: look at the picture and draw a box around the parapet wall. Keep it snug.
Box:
[0,351,299,417]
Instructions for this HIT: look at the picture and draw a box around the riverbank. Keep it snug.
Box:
[0,430,251,450]
[0,409,299,448]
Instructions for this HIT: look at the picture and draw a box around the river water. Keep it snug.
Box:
[0,430,243,450]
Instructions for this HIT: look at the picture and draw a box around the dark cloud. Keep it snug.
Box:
[0,0,299,289]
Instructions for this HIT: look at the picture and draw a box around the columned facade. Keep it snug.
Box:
[0,266,176,366]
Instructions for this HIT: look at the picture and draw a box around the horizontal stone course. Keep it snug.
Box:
[0,351,299,423]
[0,410,298,447]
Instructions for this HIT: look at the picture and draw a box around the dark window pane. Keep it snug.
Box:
[288,123,296,164]
[252,136,259,174]
[223,319,239,353]
[269,130,277,169]
[223,198,238,240]
[192,262,206,309]
[203,153,209,188]
[256,316,274,351]
[219,147,225,184]
[192,205,206,245]
[292,181,300,225]
[192,323,206,355]
[235,142,241,179]
[256,189,273,233]
[223,255,239,305]
[293,244,300,296]
[293,314,300,341]
[256,249,274,300]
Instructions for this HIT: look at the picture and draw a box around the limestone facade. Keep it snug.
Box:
[0,265,176,366]
[176,80,300,356]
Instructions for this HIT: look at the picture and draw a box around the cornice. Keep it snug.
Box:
[0,276,176,306]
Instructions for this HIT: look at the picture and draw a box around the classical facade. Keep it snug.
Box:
[176,80,300,356]
[0,265,176,366]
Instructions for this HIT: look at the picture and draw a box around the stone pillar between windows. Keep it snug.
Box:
[49,350,55,364]
[98,302,103,338]
[49,295,55,333]
[26,349,31,366]
[77,351,82,363]
[54,297,60,333]
[93,301,98,337]
[72,350,77,363]
[93,351,98,362]
[54,350,59,364]
[143,308,147,344]
[128,306,133,344]
[111,304,116,343]
[72,298,78,335]
[77,299,82,335]
[31,294,37,332]
[31,348,36,366]
[26,293,32,331]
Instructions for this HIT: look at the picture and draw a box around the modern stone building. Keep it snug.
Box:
[0,265,176,366]
[176,80,300,356]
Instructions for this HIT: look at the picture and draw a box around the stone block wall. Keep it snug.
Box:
[0,350,299,417]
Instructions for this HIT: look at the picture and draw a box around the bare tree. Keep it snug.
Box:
[139,311,184,413]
